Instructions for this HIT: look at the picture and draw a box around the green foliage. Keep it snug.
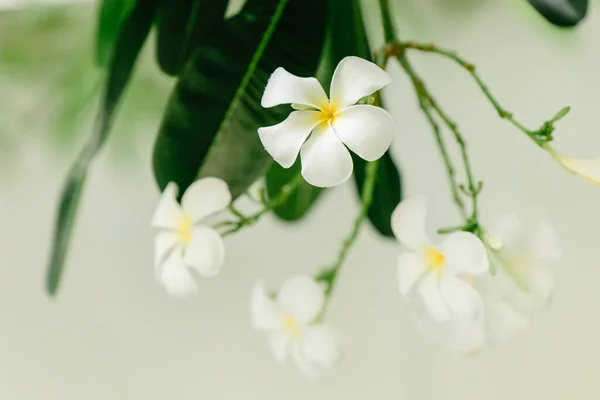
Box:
[96,0,136,67]
[527,0,588,27]
[266,161,324,221]
[47,0,159,296]
[152,0,327,198]
[155,0,228,76]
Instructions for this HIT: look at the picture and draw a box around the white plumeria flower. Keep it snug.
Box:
[250,275,341,379]
[151,178,231,297]
[559,156,600,185]
[258,56,394,187]
[392,197,489,322]
[410,215,561,353]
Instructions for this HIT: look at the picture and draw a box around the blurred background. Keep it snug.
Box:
[0,0,599,398]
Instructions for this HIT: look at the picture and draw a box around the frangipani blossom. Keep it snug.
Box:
[559,156,600,185]
[152,178,231,297]
[392,197,489,322]
[251,275,341,379]
[258,56,394,187]
[411,215,561,353]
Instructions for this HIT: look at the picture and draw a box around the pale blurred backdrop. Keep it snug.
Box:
[0,0,599,398]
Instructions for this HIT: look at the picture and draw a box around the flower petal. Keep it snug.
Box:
[332,105,394,161]
[158,247,197,298]
[258,110,322,168]
[183,226,224,277]
[154,231,180,276]
[486,301,529,344]
[277,275,325,325]
[397,252,427,297]
[292,325,340,379]
[440,275,484,322]
[250,280,282,331]
[417,274,451,322]
[329,56,391,109]
[487,214,524,254]
[439,231,489,275]
[300,123,353,187]
[181,178,231,223]
[560,156,600,185]
[268,330,291,364]
[390,197,432,250]
[261,67,328,110]
[151,182,185,229]
[531,221,562,264]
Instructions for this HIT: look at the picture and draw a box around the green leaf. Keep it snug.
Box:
[155,0,228,76]
[152,0,327,198]
[96,0,136,67]
[266,161,324,221]
[527,0,588,27]
[47,0,159,296]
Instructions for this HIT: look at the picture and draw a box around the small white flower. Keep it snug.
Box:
[250,275,341,379]
[392,197,489,322]
[559,156,600,185]
[258,56,394,187]
[151,178,231,297]
[410,215,561,353]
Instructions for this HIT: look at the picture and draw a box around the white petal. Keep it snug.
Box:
[439,231,489,275]
[180,178,231,223]
[151,182,185,229]
[277,275,325,325]
[486,301,530,344]
[390,197,432,251]
[560,156,600,185]
[397,252,427,297]
[183,226,225,277]
[154,231,180,276]
[417,274,451,322]
[300,123,353,187]
[531,221,562,264]
[158,246,197,298]
[529,265,555,310]
[258,110,322,168]
[332,105,394,161]
[329,56,391,109]
[250,280,282,331]
[292,325,340,379]
[487,214,524,254]
[268,330,291,363]
[440,276,484,322]
[261,67,329,110]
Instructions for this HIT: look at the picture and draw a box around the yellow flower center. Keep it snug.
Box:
[178,216,193,245]
[281,315,301,338]
[424,247,446,273]
[319,103,338,125]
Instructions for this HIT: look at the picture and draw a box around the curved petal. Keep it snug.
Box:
[277,275,325,325]
[390,197,432,250]
[151,182,185,229]
[250,280,282,331]
[258,111,322,168]
[292,325,340,379]
[183,226,224,277]
[158,247,197,298]
[397,252,427,298]
[440,276,484,322]
[531,221,562,264]
[181,178,231,223]
[261,67,328,110]
[439,231,489,275]
[268,330,291,364]
[154,231,180,276]
[560,156,600,185]
[300,123,353,187]
[329,56,391,109]
[487,214,524,253]
[417,274,451,322]
[486,301,529,344]
[332,105,394,161]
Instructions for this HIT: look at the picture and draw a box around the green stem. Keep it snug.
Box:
[378,0,397,42]
[316,160,379,313]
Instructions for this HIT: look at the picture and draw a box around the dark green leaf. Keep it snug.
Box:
[155,0,228,76]
[353,152,402,237]
[152,0,327,198]
[266,160,324,221]
[527,0,588,27]
[96,0,136,67]
[47,0,159,296]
